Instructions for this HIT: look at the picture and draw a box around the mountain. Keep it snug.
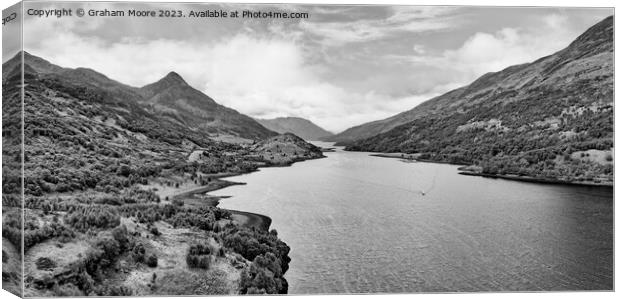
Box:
[138,72,276,141]
[345,16,613,185]
[256,117,333,141]
[328,16,614,146]
[6,52,276,141]
[3,52,302,296]
[323,101,443,143]
[6,51,223,156]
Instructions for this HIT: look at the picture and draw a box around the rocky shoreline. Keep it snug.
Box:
[458,170,613,187]
[173,152,326,231]
[371,152,613,187]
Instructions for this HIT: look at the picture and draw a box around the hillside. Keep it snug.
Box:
[345,16,613,185]
[329,16,614,146]
[5,52,275,141]
[139,72,275,141]
[256,117,333,141]
[1,52,328,296]
[251,133,325,165]
[323,99,446,143]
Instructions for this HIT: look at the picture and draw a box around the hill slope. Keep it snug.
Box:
[6,52,276,141]
[251,133,325,165]
[139,72,276,141]
[328,16,614,146]
[346,16,613,185]
[256,117,333,141]
[2,52,317,296]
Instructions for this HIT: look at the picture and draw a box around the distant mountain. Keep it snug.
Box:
[345,16,613,185]
[138,72,276,140]
[256,117,333,141]
[323,104,435,144]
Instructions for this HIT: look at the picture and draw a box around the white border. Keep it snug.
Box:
[0,1,617,299]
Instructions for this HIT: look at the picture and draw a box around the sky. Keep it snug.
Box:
[7,2,613,133]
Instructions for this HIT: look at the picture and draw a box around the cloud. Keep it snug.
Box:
[299,6,460,46]
[400,13,580,86]
[24,14,424,132]
[20,6,608,134]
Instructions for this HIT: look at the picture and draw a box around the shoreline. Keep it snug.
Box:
[458,171,613,187]
[227,209,272,231]
[370,152,612,188]
[174,154,326,231]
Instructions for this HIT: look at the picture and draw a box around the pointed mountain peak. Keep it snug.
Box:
[2,51,66,80]
[139,71,192,98]
[160,71,188,86]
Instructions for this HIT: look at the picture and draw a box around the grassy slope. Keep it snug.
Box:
[345,16,613,185]
[2,54,316,296]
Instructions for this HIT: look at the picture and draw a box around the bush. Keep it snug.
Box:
[116,165,132,177]
[149,226,160,236]
[221,226,290,272]
[64,206,121,232]
[169,208,216,231]
[186,255,210,269]
[52,283,83,296]
[93,285,133,296]
[186,242,212,269]
[239,262,287,294]
[146,254,158,267]
[132,243,146,263]
[36,257,57,270]
[111,225,131,251]
[24,222,75,251]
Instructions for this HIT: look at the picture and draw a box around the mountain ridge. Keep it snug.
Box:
[345,15,613,185]
[7,51,276,141]
[256,116,333,141]
[326,16,614,145]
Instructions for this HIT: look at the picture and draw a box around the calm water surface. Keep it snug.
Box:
[212,143,613,293]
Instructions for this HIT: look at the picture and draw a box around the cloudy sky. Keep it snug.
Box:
[10,2,613,132]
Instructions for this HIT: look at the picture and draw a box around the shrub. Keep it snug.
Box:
[239,262,287,294]
[63,206,121,232]
[221,226,290,272]
[36,257,57,270]
[24,222,76,251]
[186,242,212,269]
[111,225,131,251]
[132,243,146,263]
[52,283,83,296]
[116,165,132,177]
[93,285,133,296]
[169,209,216,231]
[146,254,158,268]
[149,226,160,236]
[186,255,210,269]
